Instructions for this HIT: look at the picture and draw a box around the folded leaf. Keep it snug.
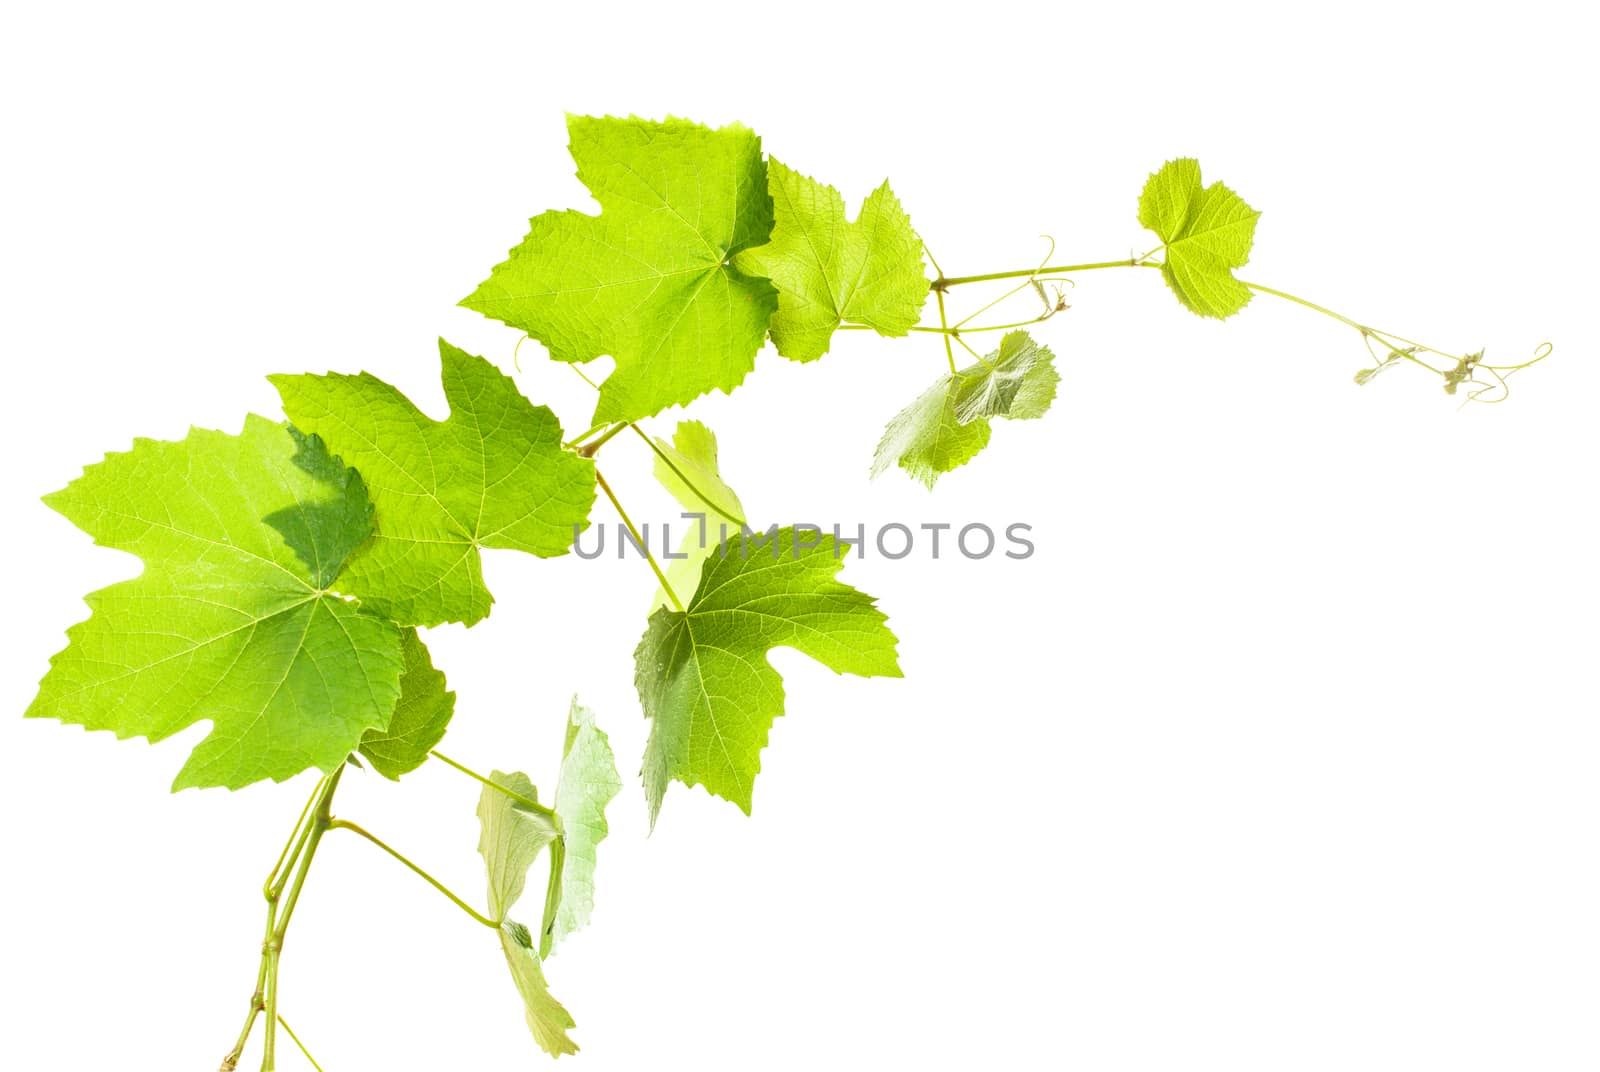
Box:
[273,340,596,628]
[358,629,454,779]
[476,769,575,1056]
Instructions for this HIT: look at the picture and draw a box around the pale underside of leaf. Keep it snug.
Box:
[872,331,1058,488]
[499,922,578,1057]
[476,769,576,1056]
[549,697,621,951]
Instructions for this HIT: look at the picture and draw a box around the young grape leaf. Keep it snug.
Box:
[547,697,621,954]
[461,115,778,424]
[499,921,578,1058]
[357,629,454,779]
[634,527,902,824]
[476,770,576,1057]
[1137,158,1260,319]
[648,420,746,613]
[28,416,405,791]
[272,339,596,628]
[733,159,929,362]
[872,331,1059,488]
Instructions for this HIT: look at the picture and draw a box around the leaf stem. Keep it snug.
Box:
[595,467,684,612]
[576,421,627,457]
[429,750,559,821]
[538,834,566,959]
[275,1015,325,1072]
[935,289,957,373]
[563,421,612,450]
[328,818,499,929]
[626,423,747,528]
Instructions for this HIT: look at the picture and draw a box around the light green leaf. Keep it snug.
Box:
[548,697,621,953]
[634,527,901,823]
[28,416,404,790]
[477,769,576,1057]
[478,770,560,920]
[462,115,778,424]
[272,339,596,628]
[498,921,578,1058]
[872,331,1059,488]
[1137,158,1260,319]
[733,159,929,361]
[649,420,746,613]
[357,629,454,780]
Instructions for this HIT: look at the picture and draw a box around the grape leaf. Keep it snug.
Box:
[498,921,577,1058]
[1137,158,1260,319]
[357,628,454,780]
[547,697,621,954]
[732,159,929,362]
[476,770,576,1057]
[872,331,1059,488]
[272,339,596,628]
[27,416,405,791]
[648,420,746,613]
[634,527,901,823]
[461,114,778,424]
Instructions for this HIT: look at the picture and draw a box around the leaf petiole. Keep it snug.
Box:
[596,467,684,612]
[430,750,558,822]
[275,1015,325,1072]
[328,818,499,929]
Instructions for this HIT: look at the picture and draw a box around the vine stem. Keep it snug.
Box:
[218,765,345,1072]
[558,358,746,528]
[576,421,627,457]
[328,819,499,929]
[933,255,1468,372]
[935,289,957,373]
[934,258,1147,288]
[262,765,344,1071]
[595,467,684,612]
[220,771,336,1072]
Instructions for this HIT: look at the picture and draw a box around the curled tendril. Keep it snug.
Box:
[1353,336,1554,406]
[1457,342,1555,406]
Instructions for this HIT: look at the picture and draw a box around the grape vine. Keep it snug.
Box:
[22,114,1551,1068]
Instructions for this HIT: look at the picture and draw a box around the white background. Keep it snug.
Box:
[1,2,1595,1069]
